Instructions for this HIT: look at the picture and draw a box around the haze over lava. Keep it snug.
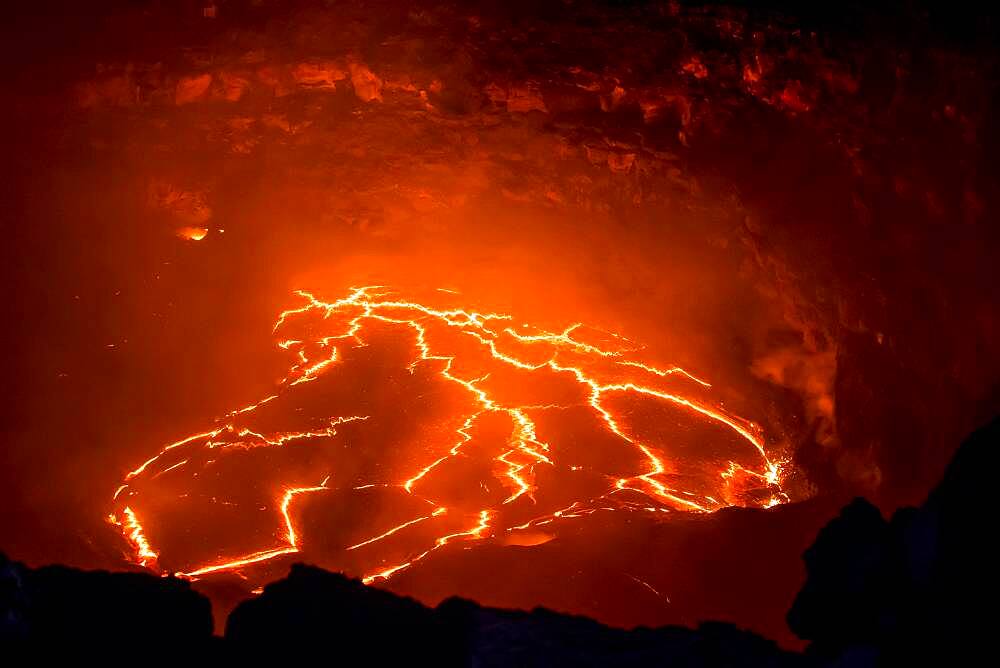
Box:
[110,286,787,586]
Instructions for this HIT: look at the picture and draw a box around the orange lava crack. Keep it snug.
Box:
[109,286,788,585]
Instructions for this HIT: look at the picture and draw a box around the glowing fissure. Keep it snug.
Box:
[110,286,787,586]
[107,506,158,567]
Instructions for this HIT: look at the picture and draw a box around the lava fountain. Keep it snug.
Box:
[109,286,787,587]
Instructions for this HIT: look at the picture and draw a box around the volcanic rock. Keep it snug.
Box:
[175,73,213,105]
[292,59,348,89]
[225,563,458,663]
[225,563,804,667]
[0,553,214,649]
[788,416,1000,664]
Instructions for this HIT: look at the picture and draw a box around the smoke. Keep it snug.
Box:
[751,346,837,449]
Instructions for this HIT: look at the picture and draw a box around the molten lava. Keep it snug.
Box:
[176,226,209,241]
[109,287,787,587]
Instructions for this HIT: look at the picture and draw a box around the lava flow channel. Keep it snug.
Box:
[109,286,788,586]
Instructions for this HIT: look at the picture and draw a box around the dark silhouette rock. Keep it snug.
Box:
[443,604,806,667]
[226,563,805,666]
[787,498,893,648]
[226,563,458,663]
[789,416,999,665]
[1,553,214,650]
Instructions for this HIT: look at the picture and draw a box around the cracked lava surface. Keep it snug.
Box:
[109,286,788,587]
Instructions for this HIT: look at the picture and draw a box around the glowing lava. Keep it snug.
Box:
[109,286,787,586]
[176,226,208,241]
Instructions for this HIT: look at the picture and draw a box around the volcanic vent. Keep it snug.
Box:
[110,286,786,587]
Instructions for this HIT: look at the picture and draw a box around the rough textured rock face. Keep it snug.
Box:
[40,0,998,510]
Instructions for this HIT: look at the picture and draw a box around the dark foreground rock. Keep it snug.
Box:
[227,563,803,667]
[789,416,998,665]
[3,416,996,663]
[0,555,214,649]
[0,552,802,665]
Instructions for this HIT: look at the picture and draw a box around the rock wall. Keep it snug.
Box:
[57,0,999,508]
